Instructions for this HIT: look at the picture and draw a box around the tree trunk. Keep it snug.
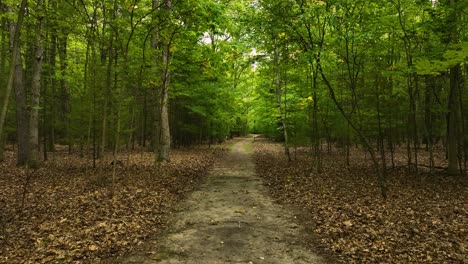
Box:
[376,75,387,179]
[447,64,461,174]
[111,103,121,197]
[100,34,113,159]
[158,44,171,162]
[9,16,29,166]
[0,0,27,162]
[0,12,6,162]
[48,33,57,153]
[58,35,70,153]
[309,60,321,172]
[42,33,48,161]
[447,0,461,175]
[274,40,290,161]
[424,76,435,174]
[28,2,44,168]
[154,0,172,163]
[462,64,467,175]
[318,61,387,199]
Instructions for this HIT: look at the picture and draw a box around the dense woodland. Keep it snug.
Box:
[0,0,467,173]
[0,0,467,262]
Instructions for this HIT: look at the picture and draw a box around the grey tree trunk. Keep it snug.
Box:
[154,0,172,163]
[274,40,290,161]
[151,0,162,160]
[159,72,170,162]
[276,72,290,162]
[12,27,28,166]
[28,3,44,167]
[158,32,171,162]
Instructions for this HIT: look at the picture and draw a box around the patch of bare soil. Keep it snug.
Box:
[116,137,324,264]
[254,140,467,263]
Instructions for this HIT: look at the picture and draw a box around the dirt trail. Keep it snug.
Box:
[119,137,324,264]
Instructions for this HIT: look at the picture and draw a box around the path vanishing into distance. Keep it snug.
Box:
[118,137,324,264]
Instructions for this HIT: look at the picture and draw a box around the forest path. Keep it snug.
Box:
[118,137,324,264]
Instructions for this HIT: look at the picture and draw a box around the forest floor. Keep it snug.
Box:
[0,144,225,263]
[113,137,324,264]
[1,138,466,263]
[254,139,467,263]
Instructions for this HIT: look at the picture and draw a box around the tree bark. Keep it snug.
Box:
[0,0,27,163]
[0,7,8,162]
[151,0,161,160]
[447,64,461,174]
[100,34,113,159]
[58,35,70,153]
[48,33,57,153]
[158,42,171,162]
[28,1,44,167]
[446,0,461,175]
[424,76,435,174]
[274,39,290,161]
[310,60,321,172]
[9,11,29,167]
[154,0,172,163]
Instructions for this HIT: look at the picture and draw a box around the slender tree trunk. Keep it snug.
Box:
[461,65,467,175]
[446,0,461,175]
[159,49,171,161]
[10,17,29,166]
[101,34,113,159]
[83,34,91,160]
[0,12,6,89]
[131,107,136,150]
[274,40,290,161]
[92,51,97,169]
[48,33,57,153]
[276,69,290,161]
[0,0,27,162]
[42,31,48,161]
[397,0,418,173]
[0,12,7,162]
[376,75,387,178]
[151,0,161,159]
[457,74,466,175]
[28,2,44,167]
[111,103,121,197]
[318,61,387,199]
[282,61,291,161]
[58,35,70,153]
[412,75,419,173]
[406,74,417,172]
[156,0,172,163]
[425,76,435,174]
[142,86,147,148]
[447,64,461,174]
[310,60,321,172]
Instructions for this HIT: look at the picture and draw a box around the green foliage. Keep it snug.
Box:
[0,0,466,158]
